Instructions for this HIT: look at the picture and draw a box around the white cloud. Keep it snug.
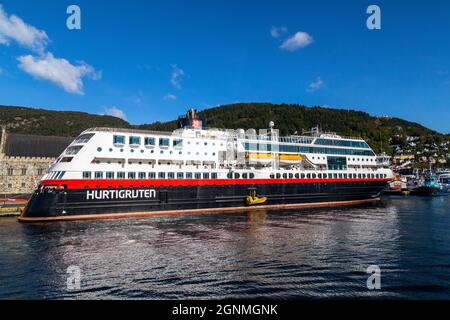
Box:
[1,5,100,95]
[280,31,313,51]
[270,26,287,38]
[306,77,324,92]
[0,4,49,53]
[17,52,101,95]
[163,93,177,101]
[170,64,185,89]
[104,107,127,121]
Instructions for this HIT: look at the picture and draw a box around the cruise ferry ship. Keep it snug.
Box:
[19,109,393,222]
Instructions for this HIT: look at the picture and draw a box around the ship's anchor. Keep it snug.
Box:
[245,188,267,206]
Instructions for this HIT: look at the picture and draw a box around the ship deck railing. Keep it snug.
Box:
[84,127,172,136]
[84,127,365,143]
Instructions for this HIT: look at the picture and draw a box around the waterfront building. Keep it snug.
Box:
[0,128,72,196]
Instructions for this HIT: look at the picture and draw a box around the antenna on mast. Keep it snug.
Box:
[380,132,383,154]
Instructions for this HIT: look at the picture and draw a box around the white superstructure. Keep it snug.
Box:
[43,115,393,183]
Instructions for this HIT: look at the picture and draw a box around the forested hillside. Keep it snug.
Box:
[1,103,448,156]
[0,105,130,137]
[140,103,447,154]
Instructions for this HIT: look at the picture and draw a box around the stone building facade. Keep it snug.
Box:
[0,128,72,196]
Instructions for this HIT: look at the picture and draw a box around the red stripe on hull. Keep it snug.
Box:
[40,178,391,189]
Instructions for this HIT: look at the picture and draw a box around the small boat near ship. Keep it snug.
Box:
[415,176,447,196]
[383,173,410,195]
[437,171,450,192]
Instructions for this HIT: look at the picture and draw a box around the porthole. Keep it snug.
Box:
[97,147,102,152]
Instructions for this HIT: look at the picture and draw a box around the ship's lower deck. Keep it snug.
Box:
[19,178,389,222]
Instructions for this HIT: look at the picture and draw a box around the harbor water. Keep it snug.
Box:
[1,195,450,299]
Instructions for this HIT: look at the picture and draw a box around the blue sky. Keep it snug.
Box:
[0,0,449,133]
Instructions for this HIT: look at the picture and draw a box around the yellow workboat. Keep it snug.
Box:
[245,188,267,206]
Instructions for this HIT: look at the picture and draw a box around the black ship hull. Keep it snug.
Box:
[19,179,388,222]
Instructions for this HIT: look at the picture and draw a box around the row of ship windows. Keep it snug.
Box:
[83,171,219,179]
[313,138,369,148]
[244,138,369,149]
[76,133,369,150]
[244,143,375,156]
[269,172,388,179]
[113,135,223,148]
[82,171,386,180]
[310,156,375,162]
[48,170,388,180]
[96,148,216,157]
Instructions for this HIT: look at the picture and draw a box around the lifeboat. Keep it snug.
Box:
[279,153,302,164]
[246,196,267,206]
[245,189,267,206]
[246,152,273,163]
